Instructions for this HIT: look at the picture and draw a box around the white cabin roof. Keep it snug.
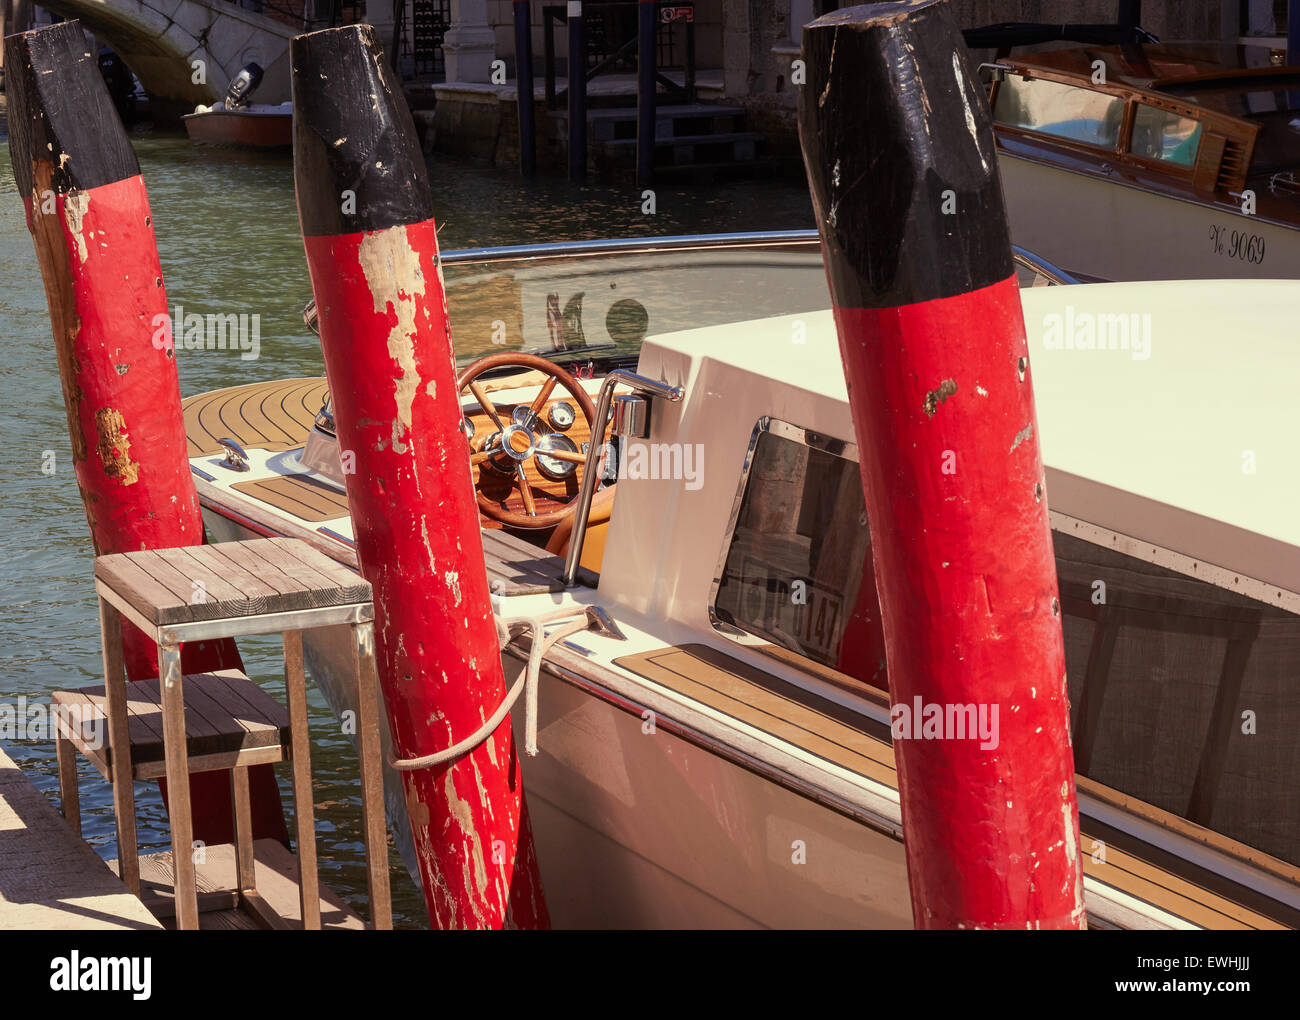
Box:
[611,279,1300,615]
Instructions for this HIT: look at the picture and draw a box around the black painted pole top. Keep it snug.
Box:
[5,20,139,198]
[798,0,1014,309]
[292,24,434,237]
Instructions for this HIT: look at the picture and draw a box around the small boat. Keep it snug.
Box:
[182,62,291,149]
[184,232,1300,929]
[982,39,1300,281]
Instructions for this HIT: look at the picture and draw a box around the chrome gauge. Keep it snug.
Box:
[547,400,577,431]
[535,434,580,480]
[512,404,541,431]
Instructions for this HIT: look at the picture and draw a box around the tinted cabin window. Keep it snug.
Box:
[993,75,1124,149]
[1130,103,1203,166]
[712,427,884,687]
[714,431,1300,866]
[1055,530,1299,867]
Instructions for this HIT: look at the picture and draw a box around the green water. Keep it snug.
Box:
[0,129,814,927]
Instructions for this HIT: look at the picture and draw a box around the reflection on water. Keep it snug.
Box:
[0,130,814,927]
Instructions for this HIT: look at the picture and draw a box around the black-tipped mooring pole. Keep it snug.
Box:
[567,0,586,181]
[637,0,657,186]
[798,0,1085,930]
[514,0,536,175]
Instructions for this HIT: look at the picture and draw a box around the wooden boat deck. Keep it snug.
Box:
[184,377,328,458]
[184,379,598,589]
[0,745,161,930]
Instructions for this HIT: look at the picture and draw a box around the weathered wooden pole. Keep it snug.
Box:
[6,21,287,847]
[292,24,550,929]
[567,1,587,181]
[799,1,1085,929]
[636,0,656,187]
[514,0,537,175]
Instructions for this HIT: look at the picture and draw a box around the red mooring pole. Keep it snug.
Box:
[5,21,287,846]
[799,1,1085,929]
[292,25,550,929]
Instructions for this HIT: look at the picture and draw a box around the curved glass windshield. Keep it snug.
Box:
[308,233,1074,425]
[439,233,831,373]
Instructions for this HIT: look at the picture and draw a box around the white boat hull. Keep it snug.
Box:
[999,154,1300,281]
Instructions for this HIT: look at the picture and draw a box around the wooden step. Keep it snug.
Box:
[52,669,290,781]
[112,840,365,930]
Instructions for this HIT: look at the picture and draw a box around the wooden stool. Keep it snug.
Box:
[54,538,391,931]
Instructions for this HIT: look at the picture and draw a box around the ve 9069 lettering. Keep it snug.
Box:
[1209,223,1266,265]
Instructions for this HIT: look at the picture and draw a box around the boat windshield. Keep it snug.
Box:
[438,232,831,376]
[304,233,1074,409]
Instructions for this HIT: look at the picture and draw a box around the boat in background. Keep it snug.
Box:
[981,38,1300,282]
[183,62,291,149]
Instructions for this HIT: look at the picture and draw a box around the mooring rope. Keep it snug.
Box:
[387,605,593,771]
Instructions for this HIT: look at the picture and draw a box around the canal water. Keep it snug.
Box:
[0,131,815,927]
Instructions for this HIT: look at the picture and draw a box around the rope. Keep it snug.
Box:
[387,605,593,771]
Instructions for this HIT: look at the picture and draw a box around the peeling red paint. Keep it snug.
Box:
[833,279,1085,929]
[21,172,287,845]
[305,219,549,929]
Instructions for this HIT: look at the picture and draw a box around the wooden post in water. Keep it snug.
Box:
[292,24,550,929]
[636,0,656,187]
[798,1,1086,929]
[567,1,586,182]
[5,21,287,848]
[514,0,537,175]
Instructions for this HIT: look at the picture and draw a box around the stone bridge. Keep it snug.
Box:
[38,0,297,115]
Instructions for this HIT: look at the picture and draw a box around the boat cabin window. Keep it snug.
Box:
[1130,103,1203,167]
[711,419,884,686]
[712,418,1299,866]
[993,74,1124,150]
[1054,530,1300,868]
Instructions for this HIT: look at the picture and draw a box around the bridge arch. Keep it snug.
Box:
[38,0,296,114]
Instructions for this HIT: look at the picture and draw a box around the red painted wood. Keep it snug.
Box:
[24,174,287,846]
[303,220,549,929]
[833,279,1085,929]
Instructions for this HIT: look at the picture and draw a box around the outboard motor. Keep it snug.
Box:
[224,62,264,109]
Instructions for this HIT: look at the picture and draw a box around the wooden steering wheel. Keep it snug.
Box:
[457,352,602,529]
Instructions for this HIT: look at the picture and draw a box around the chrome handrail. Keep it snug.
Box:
[440,230,822,267]
[562,369,684,587]
[439,231,1079,287]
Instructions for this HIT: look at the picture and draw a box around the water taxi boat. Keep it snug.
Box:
[985,42,1300,281]
[184,231,1300,929]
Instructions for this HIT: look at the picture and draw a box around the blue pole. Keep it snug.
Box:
[637,0,657,187]
[567,1,586,181]
[1289,0,1300,66]
[514,0,536,175]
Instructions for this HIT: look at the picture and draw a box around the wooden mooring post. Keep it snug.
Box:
[4,20,287,848]
[292,24,550,929]
[798,1,1086,929]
